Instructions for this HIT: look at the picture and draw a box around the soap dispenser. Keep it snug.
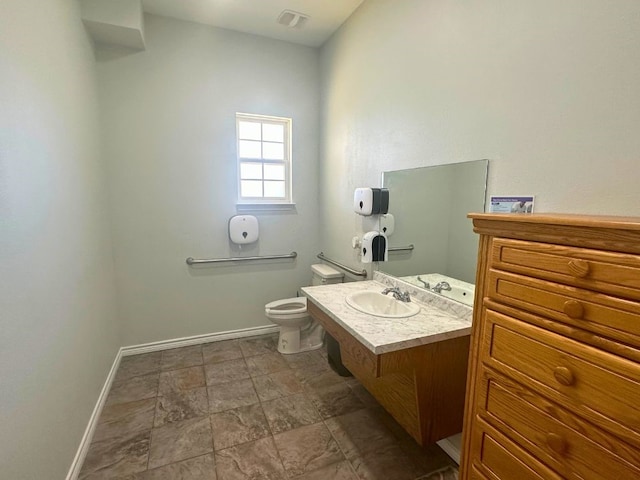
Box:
[361,231,388,263]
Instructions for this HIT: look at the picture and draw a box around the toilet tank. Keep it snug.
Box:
[311,264,344,285]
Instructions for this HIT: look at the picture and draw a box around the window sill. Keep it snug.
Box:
[236,203,297,213]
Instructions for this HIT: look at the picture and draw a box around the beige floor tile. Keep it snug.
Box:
[305,381,365,419]
[291,460,358,480]
[261,393,321,434]
[207,378,259,413]
[106,373,159,406]
[324,408,397,461]
[202,339,243,364]
[115,352,162,382]
[214,436,286,480]
[161,345,203,371]
[350,443,421,480]
[132,453,217,479]
[148,417,213,469]
[204,358,250,386]
[417,466,459,480]
[83,334,459,480]
[238,335,278,357]
[79,431,150,479]
[158,366,205,394]
[154,387,209,427]
[294,365,346,391]
[252,369,303,402]
[210,403,270,450]
[93,398,156,442]
[245,352,290,377]
[273,422,345,477]
[282,350,327,370]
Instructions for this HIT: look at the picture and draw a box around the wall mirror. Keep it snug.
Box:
[378,159,488,303]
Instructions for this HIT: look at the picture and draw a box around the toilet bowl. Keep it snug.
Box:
[265,264,344,354]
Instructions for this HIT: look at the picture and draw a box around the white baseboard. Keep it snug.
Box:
[121,324,280,356]
[437,433,462,465]
[65,347,123,480]
[66,324,280,479]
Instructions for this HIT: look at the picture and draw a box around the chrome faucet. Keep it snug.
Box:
[382,287,411,302]
[432,281,452,294]
[417,276,430,289]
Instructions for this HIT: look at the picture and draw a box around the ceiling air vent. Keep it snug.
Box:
[277,10,309,29]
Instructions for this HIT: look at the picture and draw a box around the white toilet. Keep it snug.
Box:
[265,264,344,354]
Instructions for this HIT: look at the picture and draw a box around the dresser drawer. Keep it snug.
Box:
[491,238,640,301]
[479,369,640,479]
[470,419,561,480]
[481,309,640,448]
[488,269,640,347]
[469,467,488,480]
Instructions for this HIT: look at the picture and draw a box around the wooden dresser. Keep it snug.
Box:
[461,214,640,480]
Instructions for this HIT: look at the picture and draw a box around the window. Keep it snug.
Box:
[236,113,292,204]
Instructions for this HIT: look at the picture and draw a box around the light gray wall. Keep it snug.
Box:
[97,15,321,345]
[320,0,640,267]
[0,0,119,478]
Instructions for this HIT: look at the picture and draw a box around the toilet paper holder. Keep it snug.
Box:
[229,215,259,244]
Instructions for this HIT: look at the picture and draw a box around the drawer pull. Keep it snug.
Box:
[563,300,584,319]
[553,366,575,386]
[546,433,568,455]
[567,259,590,278]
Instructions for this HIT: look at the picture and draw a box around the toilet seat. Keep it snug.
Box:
[265,297,307,316]
[264,296,323,354]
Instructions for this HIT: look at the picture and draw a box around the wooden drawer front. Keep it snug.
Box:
[469,467,488,480]
[471,419,561,480]
[491,238,640,301]
[482,309,640,447]
[480,372,640,479]
[488,269,640,346]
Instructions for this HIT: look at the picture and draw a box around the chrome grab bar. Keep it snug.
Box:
[186,251,297,265]
[388,244,414,253]
[317,252,368,278]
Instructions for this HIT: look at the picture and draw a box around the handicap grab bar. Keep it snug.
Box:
[186,251,297,265]
[316,252,367,278]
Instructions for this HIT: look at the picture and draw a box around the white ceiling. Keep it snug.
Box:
[142,0,364,47]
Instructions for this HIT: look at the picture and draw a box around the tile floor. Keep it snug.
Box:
[79,334,458,480]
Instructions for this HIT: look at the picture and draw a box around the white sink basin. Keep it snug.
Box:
[345,291,420,318]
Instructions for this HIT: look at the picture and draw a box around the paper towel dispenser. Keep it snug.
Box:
[354,188,389,216]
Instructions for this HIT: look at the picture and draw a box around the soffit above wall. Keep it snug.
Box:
[142,0,364,47]
[81,0,146,50]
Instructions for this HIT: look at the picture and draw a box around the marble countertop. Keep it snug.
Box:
[301,275,472,355]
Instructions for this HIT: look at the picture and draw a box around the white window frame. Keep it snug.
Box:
[236,113,292,205]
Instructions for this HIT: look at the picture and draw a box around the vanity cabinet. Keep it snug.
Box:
[461,214,640,480]
[307,300,470,446]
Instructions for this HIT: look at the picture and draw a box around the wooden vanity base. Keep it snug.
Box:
[307,300,470,446]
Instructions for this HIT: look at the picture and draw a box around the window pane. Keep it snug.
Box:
[241,180,263,198]
[262,123,284,142]
[239,140,262,159]
[264,163,285,180]
[240,162,263,180]
[264,181,285,198]
[263,142,284,160]
[238,121,261,140]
